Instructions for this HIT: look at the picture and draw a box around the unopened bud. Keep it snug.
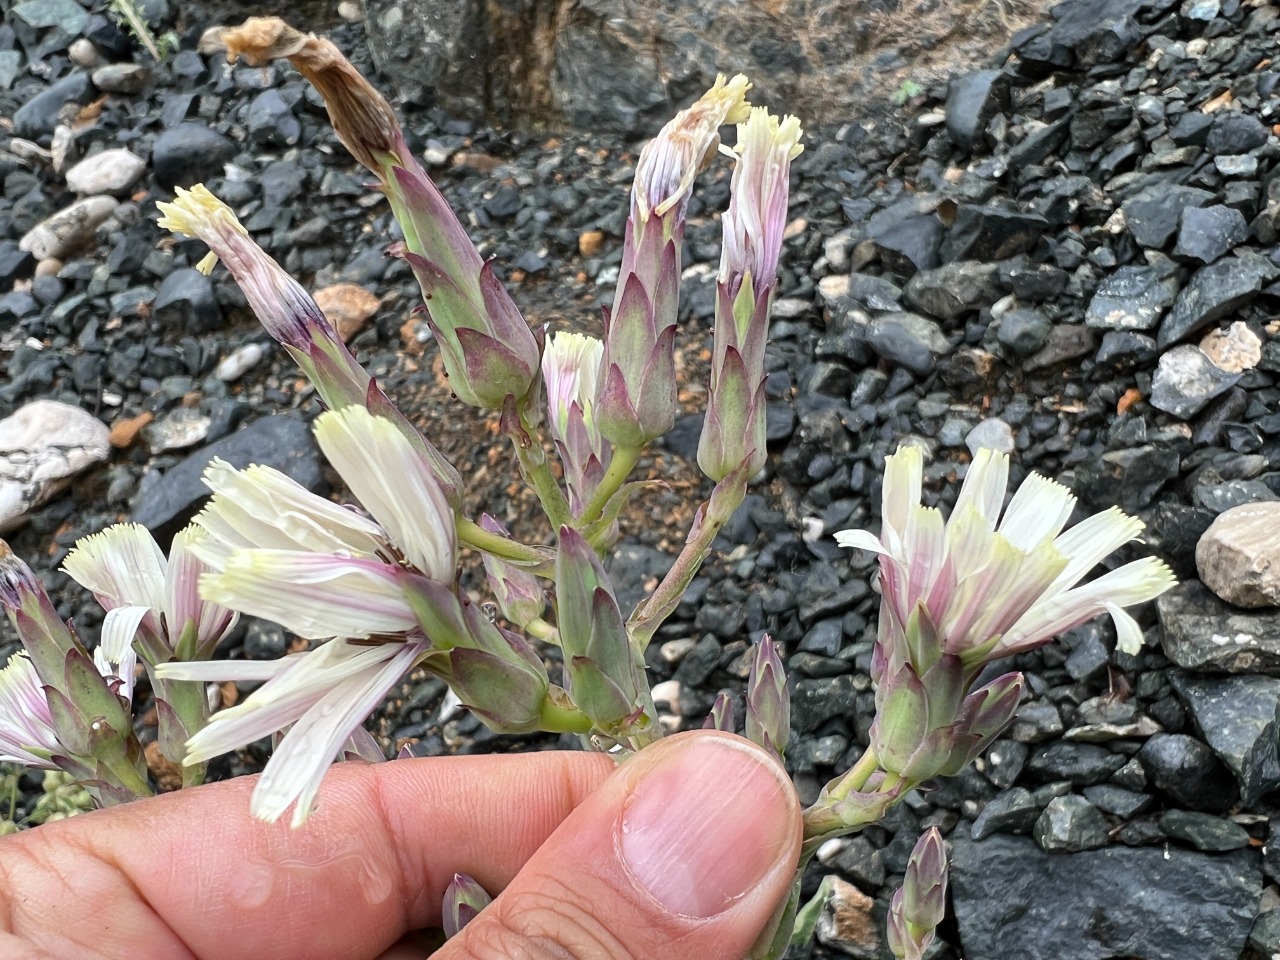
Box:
[443,872,491,938]
[745,634,789,760]
[887,827,948,960]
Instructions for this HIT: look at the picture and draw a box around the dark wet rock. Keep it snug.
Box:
[791,675,858,733]
[1193,481,1276,516]
[1207,111,1270,155]
[1169,672,1280,806]
[1251,907,1280,958]
[1196,501,1280,608]
[1137,733,1239,813]
[1082,784,1151,818]
[945,69,1006,151]
[822,835,886,890]
[1034,795,1109,852]
[247,89,301,146]
[904,262,1000,320]
[1159,581,1280,675]
[1023,324,1095,372]
[1173,205,1249,265]
[132,415,325,542]
[1084,264,1179,331]
[997,307,1052,355]
[12,72,94,140]
[1121,184,1215,249]
[1159,809,1251,852]
[1010,701,1065,743]
[871,214,943,276]
[1158,254,1276,348]
[865,312,951,375]
[91,62,149,94]
[941,205,1049,263]
[152,268,221,334]
[971,787,1040,839]
[1169,111,1214,147]
[998,257,1067,300]
[152,124,237,190]
[952,834,1259,960]
[1094,329,1156,368]
[1149,345,1242,419]
[1026,742,1125,786]
[844,273,902,312]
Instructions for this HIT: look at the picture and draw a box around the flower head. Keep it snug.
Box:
[157,638,425,826]
[596,75,753,449]
[0,653,60,768]
[698,106,802,483]
[633,74,752,221]
[158,186,323,350]
[837,446,1175,663]
[543,332,610,513]
[62,522,237,658]
[719,107,804,295]
[193,406,457,640]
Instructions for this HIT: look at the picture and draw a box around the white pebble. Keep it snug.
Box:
[216,342,265,382]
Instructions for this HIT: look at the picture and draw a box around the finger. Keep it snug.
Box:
[0,750,615,960]
[441,731,802,960]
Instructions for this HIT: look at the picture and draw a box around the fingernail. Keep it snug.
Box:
[619,736,796,918]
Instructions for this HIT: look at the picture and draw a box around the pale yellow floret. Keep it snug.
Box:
[733,107,805,162]
[155,184,250,275]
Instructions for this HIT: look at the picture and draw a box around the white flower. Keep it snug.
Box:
[62,522,238,658]
[156,638,426,826]
[192,405,457,639]
[197,552,425,640]
[719,107,804,292]
[543,332,610,511]
[0,653,60,768]
[836,446,1176,659]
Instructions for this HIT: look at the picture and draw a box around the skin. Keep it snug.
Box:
[0,732,802,960]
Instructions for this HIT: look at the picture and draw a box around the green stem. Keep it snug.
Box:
[525,617,559,643]
[456,517,548,565]
[577,445,642,527]
[509,413,572,530]
[824,746,879,804]
[537,694,594,734]
[627,470,749,650]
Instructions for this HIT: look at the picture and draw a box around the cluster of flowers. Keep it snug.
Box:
[0,16,1175,956]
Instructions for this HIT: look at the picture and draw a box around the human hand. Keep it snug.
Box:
[0,731,801,960]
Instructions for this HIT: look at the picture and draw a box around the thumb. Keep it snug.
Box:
[438,730,802,960]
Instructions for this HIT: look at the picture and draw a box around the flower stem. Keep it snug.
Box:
[825,746,880,803]
[627,468,749,650]
[577,445,642,527]
[507,411,572,530]
[456,517,547,565]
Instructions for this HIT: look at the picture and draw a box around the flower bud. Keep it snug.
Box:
[443,872,491,938]
[887,827,948,960]
[543,332,610,514]
[699,108,802,482]
[478,515,546,628]
[745,634,789,760]
[596,75,751,448]
[554,526,646,734]
[704,691,735,733]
